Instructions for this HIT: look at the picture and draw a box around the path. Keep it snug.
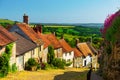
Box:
[91,72,104,80]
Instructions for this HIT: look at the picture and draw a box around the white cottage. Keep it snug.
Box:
[59,39,74,67]
[77,43,93,67]
[11,32,37,70]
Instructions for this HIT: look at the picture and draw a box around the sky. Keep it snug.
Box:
[0,0,120,23]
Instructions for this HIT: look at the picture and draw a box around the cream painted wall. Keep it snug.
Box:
[92,55,98,68]
[24,51,32,65]
[74,57,83,68]
[10,42,16,66]
[63,51,74,67]
[54,48,62,59]
[0,46,5,55]
[83,55,92,66]
[63,51,74,62]
[16,55,24,71]
[43,47,48,63]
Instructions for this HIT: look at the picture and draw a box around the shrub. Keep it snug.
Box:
[66,61,72,66]
[25,58,38,71]
[11,63,17,72]
[52,58,66,69]
[37,63,41,70]
[47,46,55,64]
[0,43,13,77]
[0,53,9,77]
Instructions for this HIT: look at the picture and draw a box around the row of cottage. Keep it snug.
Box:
[0,14,98,71]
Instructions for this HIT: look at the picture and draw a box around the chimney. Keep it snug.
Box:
[36,24,42,34]
[23,14,28,24]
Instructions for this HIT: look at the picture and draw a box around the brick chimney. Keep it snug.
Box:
[23,14,28,24]
[33,24,42,35]
[36,24,42,33]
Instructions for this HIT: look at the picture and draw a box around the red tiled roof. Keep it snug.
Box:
[73,48,83,57]
[16,23,43,45]
[38,34,51,49]
[44,34,62,49]
[0,25,17,46]
[77,42,93,57]
[59,39,73,53]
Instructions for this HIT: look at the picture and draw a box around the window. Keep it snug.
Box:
[69,52,71,55]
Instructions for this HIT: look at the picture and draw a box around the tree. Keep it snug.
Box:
[47,45,55,64]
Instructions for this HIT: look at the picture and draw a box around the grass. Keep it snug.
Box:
[0,19,15,24]
[0,68,88,80]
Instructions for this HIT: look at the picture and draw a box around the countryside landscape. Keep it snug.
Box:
[0,0,120,80]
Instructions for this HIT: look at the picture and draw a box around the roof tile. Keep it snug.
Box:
[44,34,62,49]
[16,23,43,45]
[73,48,83,57]
[77,42,93,57]
[0,25,17,46]
[59,39,73,53]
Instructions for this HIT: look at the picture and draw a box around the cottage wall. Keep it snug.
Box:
[62,51,74,67]
[34,47,39,58]
[92,55,98,68]
[83,55,92,67]
[9,42,16,66]
[24,51,32,65]
[63,51,74,62]
[43,47,48,63]
[54,48,62,59]
[0,46,5,55]
[16,55,24,71]
[74,57,83,68]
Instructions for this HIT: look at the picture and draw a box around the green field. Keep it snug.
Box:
[42,25,102,48]
[0,19,15,27]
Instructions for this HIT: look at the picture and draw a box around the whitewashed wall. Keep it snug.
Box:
[63,51,74,67]
[83,55,92,66]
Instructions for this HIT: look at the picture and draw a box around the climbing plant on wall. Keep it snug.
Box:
[0,43,13,77]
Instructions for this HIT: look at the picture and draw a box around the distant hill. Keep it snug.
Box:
[31,23,103,28]
[0,19,17,28]
[0,19,15,24]
[76,23,103,28]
